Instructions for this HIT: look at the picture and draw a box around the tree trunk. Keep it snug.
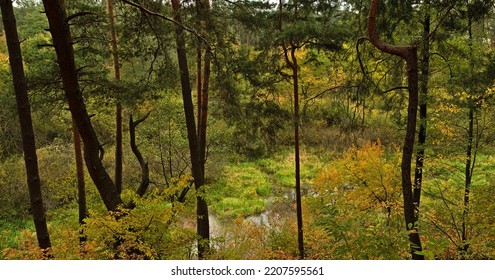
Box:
[0,0,52,252]
[283,45,305,260]
[130,113,150,197]
[107,0,123,195]
[291,47,304,260]
[280,0,304,259]
[196,0,203,132]
[198,0,211,180]
[368,0,423,259]
[414,0,430,216]
[171,0,210,259]
[461,105,474,253]
[72,119,87,244]
[42,0,123,211]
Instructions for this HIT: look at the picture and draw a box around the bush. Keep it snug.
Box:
[308,141,409,259]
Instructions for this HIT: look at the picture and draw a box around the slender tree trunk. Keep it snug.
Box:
[290,46,304,260]
[42,0,123,211]
[368,0,423,259]
[461,105,474,253]
[414,0,430,225]
[198,0,211,176]
[280,0,304,259]
[282,44,305,259]
[130,113,150,197]
[0,0,52,252]
[171,0,210,259]
[72,119,87,244]
[196,0,203,131]
[461,15,475,255]
[107,0,123,195]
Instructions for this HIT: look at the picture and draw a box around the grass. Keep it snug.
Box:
[207,151,324,218]
[208,162,271,218]
[0,217,34,254]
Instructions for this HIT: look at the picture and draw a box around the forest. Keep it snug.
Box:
[1,0,495,260]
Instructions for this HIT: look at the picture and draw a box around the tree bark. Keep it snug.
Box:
[42,0,123,211]
[197,0,211,180]
[368,0,423,259]
[461,17,474,254]
[291,47,304,260]
[72,119,87,244]
[196,0,203,132]
[171,0,210,259]
[282,44,305,260]
[107,0,123,195]
[461,105,473,253]
[130,113,150,197]
[279,0,304,259]
[0,0,52,251]
[414,0,430,215]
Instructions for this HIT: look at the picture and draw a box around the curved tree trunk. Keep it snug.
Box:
[0,0,52,252]
[368,0,423,259]
[42,0,123,211]
[130,113,151,197]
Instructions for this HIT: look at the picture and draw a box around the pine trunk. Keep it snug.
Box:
[461,105,474,253]
[171,0,210,259]
[414,0,430,216]
[368,0,423,259]
[107,0,123,195]
[0,0,52,251]
[42,0,123,211]
[72,120,86,243]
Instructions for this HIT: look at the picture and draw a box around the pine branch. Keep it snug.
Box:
[119,0,210,47]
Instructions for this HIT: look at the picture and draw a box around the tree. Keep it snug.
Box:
[278,0,304,259]
[169,0,210,258]
[449,1,494,253]
[0,0,51,252]
[72,119,86,244]
[413,0,431,220]
[276,0,348,259]
[118,0,212,258]
[42,0,123,211]
[196,0,211,195]
[130,112,151,197]
[368,0,423,259]
[107,0,123,195]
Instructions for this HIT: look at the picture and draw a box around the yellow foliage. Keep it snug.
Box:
[307,141,409,259]
[314,141,402,213]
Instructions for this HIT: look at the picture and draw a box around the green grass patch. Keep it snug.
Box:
[208,162,271,218]
[256,150,324,188]
[0,217,34,253]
